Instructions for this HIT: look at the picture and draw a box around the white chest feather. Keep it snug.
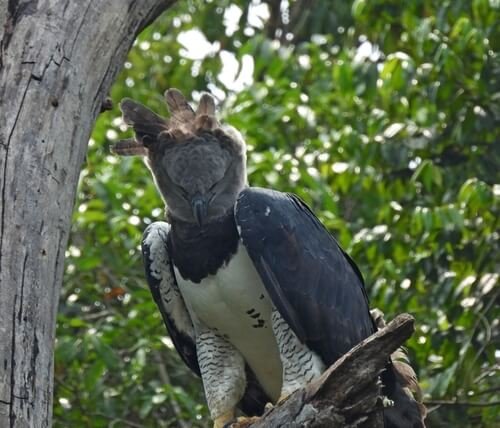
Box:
[174,243,282,400]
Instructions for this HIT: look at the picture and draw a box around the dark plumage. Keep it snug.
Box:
[235,188,375,362]
[168,211,240,283]
[113,88,426,428]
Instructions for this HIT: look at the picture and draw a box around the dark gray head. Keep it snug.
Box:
[112,89,247,225]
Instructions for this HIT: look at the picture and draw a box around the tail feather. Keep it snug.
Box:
[392,356,423,403]
[382,360,427,428]
[371,309,427,427]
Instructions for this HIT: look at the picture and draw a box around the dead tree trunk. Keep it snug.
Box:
[0,1,175,426]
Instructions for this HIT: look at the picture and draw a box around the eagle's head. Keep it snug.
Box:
[112,89,247,226]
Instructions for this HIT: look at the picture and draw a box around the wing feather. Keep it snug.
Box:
[142,222,199,375]
[142,221,270,415]
[235,187,376,364]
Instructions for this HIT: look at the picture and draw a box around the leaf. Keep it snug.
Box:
[411,160,442,191]
[352,0,367,19]
[383,122,405,139]
[429,362,458,396]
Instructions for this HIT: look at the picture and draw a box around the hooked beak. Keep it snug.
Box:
[191,195,208,227]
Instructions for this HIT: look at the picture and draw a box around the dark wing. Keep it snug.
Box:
[235,187,376,364]
[142,221,270,416]
[141,222,200,375]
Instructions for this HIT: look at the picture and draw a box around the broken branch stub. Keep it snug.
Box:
[243,314,415,428]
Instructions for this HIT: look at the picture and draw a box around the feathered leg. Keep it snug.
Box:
[195,326,246,428]
[271,309,325,402]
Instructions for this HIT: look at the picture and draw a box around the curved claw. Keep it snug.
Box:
[382,396,395,408]
[277,392,291,404]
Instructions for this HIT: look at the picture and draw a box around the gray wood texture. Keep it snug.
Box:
[240,314,415,428]
[0,1,174,426]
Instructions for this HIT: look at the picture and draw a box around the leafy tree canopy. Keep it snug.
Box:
[56,1,499,426]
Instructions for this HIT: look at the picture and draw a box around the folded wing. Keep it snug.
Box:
[234,187,376,364]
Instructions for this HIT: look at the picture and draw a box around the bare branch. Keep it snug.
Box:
[240,314,415,428]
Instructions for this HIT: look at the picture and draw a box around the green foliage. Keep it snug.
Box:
[56,1,499,426]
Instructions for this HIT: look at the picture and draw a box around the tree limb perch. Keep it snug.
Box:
[240,313,415,428]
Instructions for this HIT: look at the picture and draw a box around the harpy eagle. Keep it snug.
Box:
[112,89,426,428]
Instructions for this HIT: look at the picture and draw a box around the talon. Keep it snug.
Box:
[214,410,235,428]
[382,396,395,408]
[277,392,291,404]
[264,401,274,411]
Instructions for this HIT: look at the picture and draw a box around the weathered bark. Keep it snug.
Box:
[244,314,415,428]
[0,1,175,427]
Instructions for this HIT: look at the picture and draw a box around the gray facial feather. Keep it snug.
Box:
[166,139,231,192]
[114,89,247,224]
[147,133,246,223]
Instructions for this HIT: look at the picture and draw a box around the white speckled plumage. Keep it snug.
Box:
[271,309,325,398]
[175,244,283,401]
[142,222,194,338]
[143,221,326,423]
[196,327,247,420]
